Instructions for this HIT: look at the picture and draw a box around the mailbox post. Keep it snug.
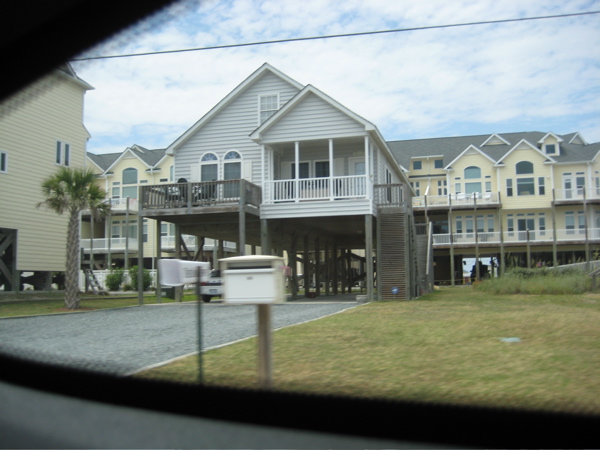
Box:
[158,259,210,383]
[220,255,286,388]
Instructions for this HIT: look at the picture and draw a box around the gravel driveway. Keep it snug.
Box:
[0,301,357,375]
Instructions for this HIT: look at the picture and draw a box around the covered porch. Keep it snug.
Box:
[261,136,372,204]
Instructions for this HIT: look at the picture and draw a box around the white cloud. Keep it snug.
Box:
[72,0,600,153]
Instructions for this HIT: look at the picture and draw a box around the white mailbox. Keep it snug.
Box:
[220,255,285,304]
[158,259,210,286]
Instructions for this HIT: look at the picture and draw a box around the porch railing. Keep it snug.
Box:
[554,188,600,202]
[432,228,599,246]
[140,180,261,210]
[80,238,138,251]
[264,175,367,203]
[413,192,500,208]
[373,184,405,208]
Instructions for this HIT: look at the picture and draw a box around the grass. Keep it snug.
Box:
[0,292,199,318]
[137,287,600,415]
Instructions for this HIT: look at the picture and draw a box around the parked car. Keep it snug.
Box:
[200,269,222,302]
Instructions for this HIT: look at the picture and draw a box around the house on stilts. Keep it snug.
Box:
[138,63,428,300]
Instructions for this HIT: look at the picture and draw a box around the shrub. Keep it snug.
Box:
[128,265,152,291]
[475,267,591,295]
[105,268,124,291]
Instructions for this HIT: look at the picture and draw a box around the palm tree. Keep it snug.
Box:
[38,167,110,309]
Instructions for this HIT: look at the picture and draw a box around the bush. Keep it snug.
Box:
[105,268,124,291]
[475,267,591,295]
[128,265,152,291]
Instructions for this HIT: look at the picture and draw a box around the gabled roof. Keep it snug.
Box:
[537,132,563,144]
[445,144,497,169]
[87,145,167,174]
[387,131,597,169]
[249,84,376,142]
[495,139,554,165]
[166,63,304,155]
[481,134,510,146]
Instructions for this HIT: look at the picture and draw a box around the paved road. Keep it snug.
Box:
[0,301,357,375]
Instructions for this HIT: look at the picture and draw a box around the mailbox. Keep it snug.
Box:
[220,255,285,304]
[158,259,210,286]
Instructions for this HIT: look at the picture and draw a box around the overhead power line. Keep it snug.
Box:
[72,10,600,61]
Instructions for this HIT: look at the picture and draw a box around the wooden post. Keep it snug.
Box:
[175,224,183,302]
[365,215,374,301]
[315,237,321,297]
[239,181,246,256]
[155,219,162,304]
[304,234,309,297]
[258,304,273,389]
[137,213,144,306]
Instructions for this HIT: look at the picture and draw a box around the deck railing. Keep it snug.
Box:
[140,180,261,210]
[80,237,138,252]
[373,184,405,207]
[264,175,367,203]
[412,192,500,208]
[554,188,600,202]
[432,228,599,246]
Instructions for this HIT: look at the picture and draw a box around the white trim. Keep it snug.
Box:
[445,144,496,169]
[481,134,510,146]
[495,139,556,165]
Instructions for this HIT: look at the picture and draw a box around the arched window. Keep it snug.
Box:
[223,151,241,180]
[464,166,482,194]
[223,151,242,198]
[516,161,534,174]
[122,168,138,199]
[464,166,481,179]
[200,153,218,181]
[122,167,137,184]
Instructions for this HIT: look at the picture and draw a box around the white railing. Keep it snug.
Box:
[554,188,600,202]
[160,235,198,249]
[413,192,500,208]
[264,175,367,203]
[432,228,600,246]
[107,197,139,211]
[80,238,138,251]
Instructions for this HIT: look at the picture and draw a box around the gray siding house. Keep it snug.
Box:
[140,63,424,300]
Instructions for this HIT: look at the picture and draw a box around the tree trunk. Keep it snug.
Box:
[65,209,81,309]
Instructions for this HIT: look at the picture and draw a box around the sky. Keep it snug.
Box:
[70,0,600,155]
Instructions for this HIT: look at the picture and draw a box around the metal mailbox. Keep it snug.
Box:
[158,259,210,286]
[220,255,285,304]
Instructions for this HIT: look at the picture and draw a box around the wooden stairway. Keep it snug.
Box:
[83,269,108,295]
[378,210,419,300]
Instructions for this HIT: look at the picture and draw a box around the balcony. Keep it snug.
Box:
[554,188,600,204]
[263,175,367,203]
[81,237,138,252]
[431,228,599,247]
[107,197,138,212]
[140,180,262,211]
[412,192,500,210]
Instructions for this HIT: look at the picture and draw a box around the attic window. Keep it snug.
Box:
[259,94,279,124]
[545,144,557,154]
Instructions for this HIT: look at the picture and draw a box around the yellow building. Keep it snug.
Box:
[0,64,93,292]
[387,131,600,283]
[83,145,236,271]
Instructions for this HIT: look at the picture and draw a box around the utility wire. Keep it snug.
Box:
[72,10,600,61]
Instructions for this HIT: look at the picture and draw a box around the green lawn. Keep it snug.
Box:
[138,287,600,414]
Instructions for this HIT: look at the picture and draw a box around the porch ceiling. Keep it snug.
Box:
[268,136,365,154]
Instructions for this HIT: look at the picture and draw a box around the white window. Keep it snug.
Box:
[55,141,70,166]
[0,151,7,173]
[259,94,279,124]
[200,153,219,181]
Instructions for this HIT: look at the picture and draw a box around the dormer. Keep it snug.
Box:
[481,134,510,146]
[538,132,563,156]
